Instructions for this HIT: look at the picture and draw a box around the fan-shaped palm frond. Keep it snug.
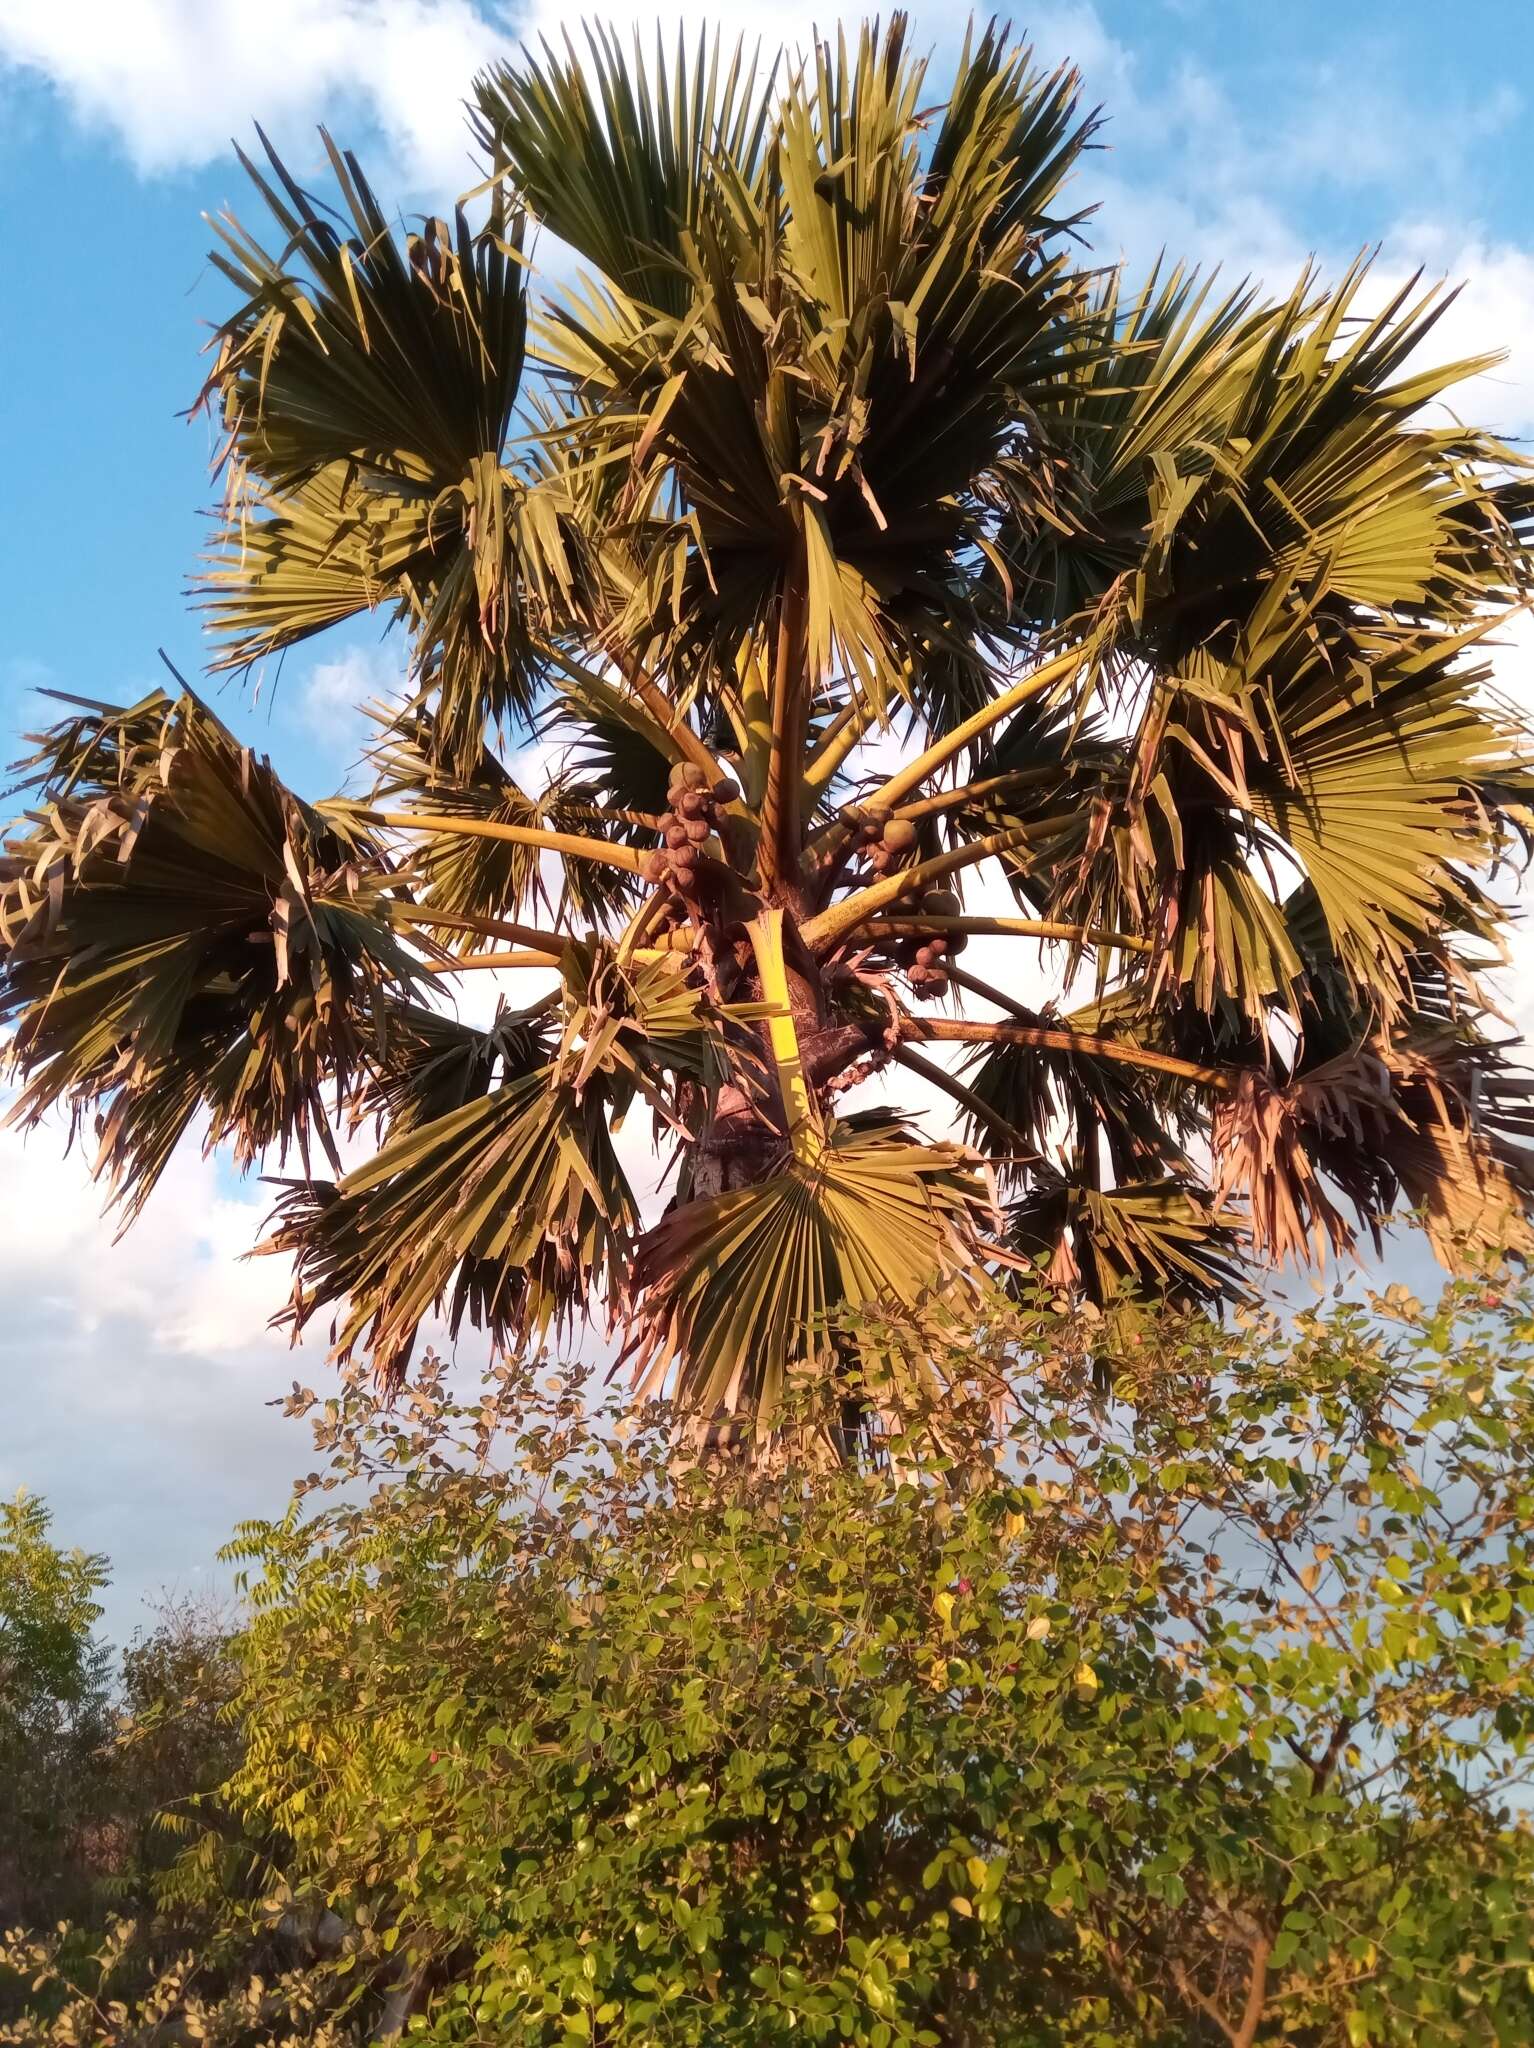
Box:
[623,1115,997,1421]
[1006,1170,1250,1347]
[267,1065,637,1385]
[0,689,421,1217]
[473,23,778,316]
[198,132,582,770]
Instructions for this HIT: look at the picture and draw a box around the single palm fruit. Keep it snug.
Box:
[674,761,709,792]
[684,817,711,844]
[922,888,966,951]
[882,817,917,855]
[664,821,690,849]
[712,776,740,804]
[675,787,709,820]
[642,851,668,884]
[915,943,936,967]
[670,841,699,870]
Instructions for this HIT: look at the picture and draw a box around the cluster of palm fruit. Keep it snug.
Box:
[851,805,919,876]
[642,761,739,909]
[899,888,966,1000]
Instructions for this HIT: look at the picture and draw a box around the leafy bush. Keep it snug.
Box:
[0,1494,111,1928]
[5,1285,1533,2044]
[189,1282,1534,2045]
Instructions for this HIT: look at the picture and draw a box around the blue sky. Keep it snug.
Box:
[1,0,1532,1641]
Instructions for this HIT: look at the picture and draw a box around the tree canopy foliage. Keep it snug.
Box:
[4,17,1534,1425]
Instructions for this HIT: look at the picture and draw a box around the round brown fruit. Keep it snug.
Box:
[712,776,740,805]
[676,788,708,820]
[676,762,709,792]
[684,817,711,844]
[642,851,668,884]
[882,818,917,855]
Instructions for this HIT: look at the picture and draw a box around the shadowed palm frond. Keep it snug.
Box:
[356,997,557,1139]
[1006,1170,1250,1349]
[0,689,423,1218]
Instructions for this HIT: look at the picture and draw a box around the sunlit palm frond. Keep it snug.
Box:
[474,22,777,315]
[623,1115,997,1421]
[197,132,580,769]
[266,1065,637,1386]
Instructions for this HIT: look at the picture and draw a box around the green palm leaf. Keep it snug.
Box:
[197,131,576,769]
[623,1114,997,1422]
[0,689,422,1217]
[474,23,778,316]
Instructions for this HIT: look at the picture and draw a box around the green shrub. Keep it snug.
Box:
[186,1281,1534,2046]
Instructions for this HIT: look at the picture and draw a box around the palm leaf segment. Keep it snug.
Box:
[7,17,1534,1426]
[267,947,765,1384]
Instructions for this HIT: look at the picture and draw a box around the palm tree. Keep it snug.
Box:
[5,17,1534,1431]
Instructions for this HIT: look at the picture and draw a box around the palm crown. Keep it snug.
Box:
[5,16,1534,1428]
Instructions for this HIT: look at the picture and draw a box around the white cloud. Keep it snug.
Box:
[0,0,510,195]
[0,1114,289,1356]
[293,640,405,771]
[0,1112,304,1639]
[1374,226,1534,439]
